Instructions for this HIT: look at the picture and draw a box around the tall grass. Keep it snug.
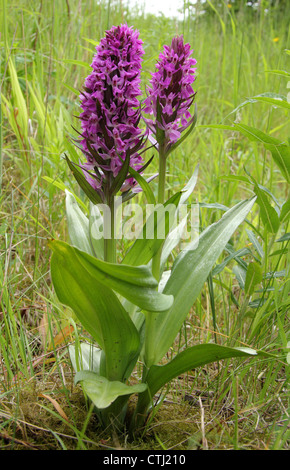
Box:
[0,0,289,450]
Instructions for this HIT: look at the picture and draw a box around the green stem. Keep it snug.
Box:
[104,196,116,264]
[157,146,166,205]
[129,364,150,436]
[151,147,167,281]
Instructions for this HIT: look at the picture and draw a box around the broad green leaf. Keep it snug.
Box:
[245,261,263,296]
[122,192,182,266]
[160,165,199,271]
[65,191,95,256]
[75,371,147,409]
[136,344,260,417]
[50,245,140,381]
[144,197,256,367]
[50,240,173,313]
[63,83,79,96]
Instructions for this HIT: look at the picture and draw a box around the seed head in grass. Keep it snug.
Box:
[143,35,197,155]
[74,24,146,202]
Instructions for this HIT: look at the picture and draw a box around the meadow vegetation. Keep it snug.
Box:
[0,0,289,450]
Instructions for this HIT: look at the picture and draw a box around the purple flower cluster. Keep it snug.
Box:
[144,35,197,150]
[78,24,145,198]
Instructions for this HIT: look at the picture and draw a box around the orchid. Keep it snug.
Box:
[69,24,147,206]
[143,35,197,155]
[66,24,151,262]
[49,27,264,436]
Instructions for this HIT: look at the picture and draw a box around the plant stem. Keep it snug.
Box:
[104,195,116,263]
[151,146,167,281]
[157,146,166,205]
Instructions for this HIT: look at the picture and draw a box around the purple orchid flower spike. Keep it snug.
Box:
[68,24,149,204]
[143,35,197,156]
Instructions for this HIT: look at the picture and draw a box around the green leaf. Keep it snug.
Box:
[128,166,156,205]
[69,342,105,374]
[233,123,290,183]
[50,240,173,313]
[65,191,95,256]
[110,153,131,196]
[8,58,28,139]
[122,192,182,266]
[63,59,92,70]
[265,70,290,78]
[144,197,256,367]
[245,262,263,296]
[253,182,280,233]
[75,371,147,409]
[50,242,141,381]
[65,154,103,205]
[247,93,290,111]
[160,216,188,272]
[246,229,264,258]
[201,123,290,182]
[276,233,290,242]
[82,37,99,47]
[232,265,247,289]
[136,344,261,418]
[160,165,199,270]
[212,247,250,277]
[179,164,199,205]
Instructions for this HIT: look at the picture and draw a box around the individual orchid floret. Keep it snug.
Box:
[143,35,197,155]
[71,24,147,203]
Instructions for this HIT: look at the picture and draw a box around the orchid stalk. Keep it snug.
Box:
[143,35,197,279]
[69,24,146,262]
